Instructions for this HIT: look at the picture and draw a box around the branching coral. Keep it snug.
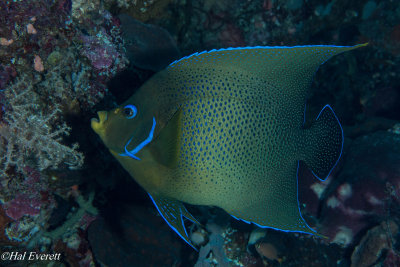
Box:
[41,48,104,108]
[0,76,84,174]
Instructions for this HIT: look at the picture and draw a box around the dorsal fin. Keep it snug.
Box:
[168,44,368,98]
[169,44,367,70]
[164,44,367,127]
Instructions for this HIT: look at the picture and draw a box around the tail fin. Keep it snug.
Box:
[303,105,343,181]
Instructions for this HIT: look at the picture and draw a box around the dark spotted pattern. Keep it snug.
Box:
[147,45,364,233]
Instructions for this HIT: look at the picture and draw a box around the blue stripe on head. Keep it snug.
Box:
[119,117,156,160]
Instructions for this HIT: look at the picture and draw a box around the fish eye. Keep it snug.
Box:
[123,105,137,119]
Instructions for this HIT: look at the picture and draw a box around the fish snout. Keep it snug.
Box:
[91,111,108,135]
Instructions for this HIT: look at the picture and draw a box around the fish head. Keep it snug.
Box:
[91,101,156,159]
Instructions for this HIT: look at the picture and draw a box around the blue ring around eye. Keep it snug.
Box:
[124,104,137,119]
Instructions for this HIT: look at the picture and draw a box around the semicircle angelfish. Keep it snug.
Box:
[91,43,368,249]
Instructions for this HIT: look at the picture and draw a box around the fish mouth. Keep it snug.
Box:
[91,111,108,135]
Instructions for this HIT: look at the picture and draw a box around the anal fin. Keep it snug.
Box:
[226,162,318,235]
[148,193,199,250]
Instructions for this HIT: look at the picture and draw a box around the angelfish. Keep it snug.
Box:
[91,44,367,249]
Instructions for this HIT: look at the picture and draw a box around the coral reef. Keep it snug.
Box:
[315,131,400,246]
[0,0,126,264]
[351,220,400,267]
[106,0,174,22]
[195,223,232,267]
[0,0,399,266]
[191,212,345,267]
[0,76,83,174]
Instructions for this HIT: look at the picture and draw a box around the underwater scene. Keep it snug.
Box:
[0,0,400,266]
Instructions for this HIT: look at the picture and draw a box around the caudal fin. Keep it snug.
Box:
[303,105,343,180]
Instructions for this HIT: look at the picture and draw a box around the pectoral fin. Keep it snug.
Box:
[148,193,199,250]
[149,108,183,168]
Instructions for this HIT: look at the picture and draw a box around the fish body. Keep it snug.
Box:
[91,44,367,248]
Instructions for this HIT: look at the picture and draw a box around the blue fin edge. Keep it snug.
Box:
[310,104,344,182]
[231,161,317,235]
[168,44,361,67]
[148,193,198,251]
